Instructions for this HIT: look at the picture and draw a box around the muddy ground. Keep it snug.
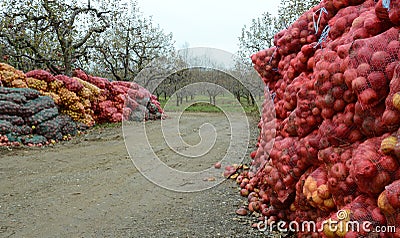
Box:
[0,112,284,238]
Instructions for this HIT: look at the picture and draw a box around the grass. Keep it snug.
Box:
[184,102,223,113]
[158,94,261,114]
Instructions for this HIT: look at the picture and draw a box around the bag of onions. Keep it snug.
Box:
[318,145,362,209]
[349,135,399,197]
[316,195,387,238]
[378,179,400,238]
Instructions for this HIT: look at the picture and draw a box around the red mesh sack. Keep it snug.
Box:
[54,75,83,93]
[72,69,89,81]
[375,0,391,21]
[349,135,399,197]
[283,73,323,138]
[275,1,331,57]
[251,46,281,85]
[346,27,399,109]
[26,70,56,83]
[72,69,110,89]
[109,85,126,97]
[317,194,387,238]
[319,145,361,209]
[353,100,389,137]
[383,63,400,131]
[250,89,275,170]
[303,166,337,212]
[268,136,304,184]
[328,5,357,40]
[96,100,119,123]
[317,104,364,148]
[322,0,377,53]
[259,137,299,208]
[378,179,400,238]
[86,76,110,90]
[389,0,400,26]
[313,49,354,120]
[111,81,139,90]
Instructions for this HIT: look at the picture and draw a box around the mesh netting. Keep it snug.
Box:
[24,107,59,126]
[20,96,55,117]
[25,69,56,83]
[349,135,399,196]
[0,93,27,104]
[0,87,39,100]
[22,135,48,145]
[0,120,13,134]
[55,75,83,93]
[0,115,24,126]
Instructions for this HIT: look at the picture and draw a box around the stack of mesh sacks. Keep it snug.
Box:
[0,87,78,146]
[234,0,400,237]
[0,64,97,127]
[25,69,97,127]
[73,69,163,123]
[0,64,164,128]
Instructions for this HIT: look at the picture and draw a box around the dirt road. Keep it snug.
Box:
[0,112,270,238]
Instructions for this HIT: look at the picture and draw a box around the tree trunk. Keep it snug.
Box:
[191,94,194,100]
[236,92,241,103]
[185,95,188,102]
[212,96,216,106]
[176,95,180,106]
[250,94,255,106]
[124,23,131,81]
[64,53,72,76]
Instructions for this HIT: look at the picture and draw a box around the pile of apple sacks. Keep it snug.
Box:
[225,0,400,237]
[0,64,164,147]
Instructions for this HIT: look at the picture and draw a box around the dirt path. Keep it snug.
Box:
[0,112,269,238]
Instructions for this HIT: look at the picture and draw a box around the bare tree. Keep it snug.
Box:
[237,0,320,65]
[92,1,175,81]
[237,12,277,65]
[0,0,115,75]
[276,0,320,29]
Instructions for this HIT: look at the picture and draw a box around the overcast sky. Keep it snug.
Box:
[136,1,280,54]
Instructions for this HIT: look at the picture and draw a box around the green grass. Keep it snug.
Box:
[184,102,223,113]
[158,95,260,114]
